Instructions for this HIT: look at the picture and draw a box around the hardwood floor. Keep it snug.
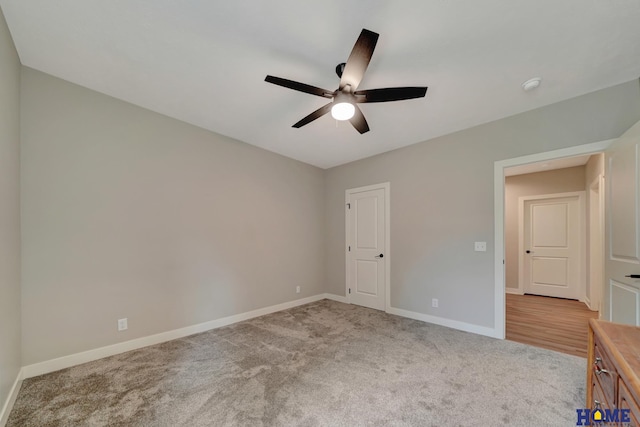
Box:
[506,293,599,358]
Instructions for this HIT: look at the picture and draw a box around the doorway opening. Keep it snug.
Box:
[504,156,600,356]
[493,139,613,344]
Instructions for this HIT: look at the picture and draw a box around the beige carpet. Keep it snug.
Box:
[7,300,585,426]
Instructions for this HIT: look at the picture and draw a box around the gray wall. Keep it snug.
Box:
[0,5,21,412]
[325,80,640,329]
[20,68,325,365]
[504,166,587,290]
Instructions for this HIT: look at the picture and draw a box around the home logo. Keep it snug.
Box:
[576,407,632,425]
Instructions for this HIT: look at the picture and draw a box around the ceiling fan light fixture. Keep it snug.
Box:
[265,29,427,133]
[331,102,355,121]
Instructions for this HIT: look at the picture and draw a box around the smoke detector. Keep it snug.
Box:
[522,77,542,91]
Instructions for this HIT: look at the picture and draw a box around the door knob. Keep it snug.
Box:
[375,254,384,258]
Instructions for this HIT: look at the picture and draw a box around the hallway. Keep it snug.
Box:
[506,293,599,357]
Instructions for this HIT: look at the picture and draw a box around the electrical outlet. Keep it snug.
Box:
[432,298,439,308]
[474,241,487,252]
[118,318,128,331]
[296,286,301,294]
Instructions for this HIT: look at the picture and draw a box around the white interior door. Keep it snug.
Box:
[522,193,584,300]
[346,183,388,311]
[605,120,640,326]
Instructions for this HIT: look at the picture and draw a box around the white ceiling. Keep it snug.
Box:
[2,1,640,169]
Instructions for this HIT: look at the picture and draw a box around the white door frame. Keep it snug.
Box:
[588,173,605,313]
[517,191,586,300]
[345,182,391,312]
[494,139,614,339]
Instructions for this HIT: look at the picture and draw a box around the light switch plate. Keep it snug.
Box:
[474,242,487,252]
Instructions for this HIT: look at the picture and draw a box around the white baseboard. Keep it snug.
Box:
[323,295,498,339]
[583,296,593,310]
[20,293,500,381]
[22,294,327,379]
[505,288,523,295]
[0,368,23,427]
[323,293,348,303]
[386,306,500,339]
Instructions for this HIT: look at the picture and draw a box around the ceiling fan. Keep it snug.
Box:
[265,29,428,134]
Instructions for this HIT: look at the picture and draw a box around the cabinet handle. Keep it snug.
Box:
[593,357,609,375]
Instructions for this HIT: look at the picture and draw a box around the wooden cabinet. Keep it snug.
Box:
[587,319,640,426]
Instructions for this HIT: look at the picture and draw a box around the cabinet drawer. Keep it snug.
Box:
[593,340,617,406]
[619,380,640,427]
[592,380,612,412]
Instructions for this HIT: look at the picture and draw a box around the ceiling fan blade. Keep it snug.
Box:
[265,75,334,98]
[354,87,428,103]
[292,102,333,128]
[349,105,370,134]
[340,29,379,92]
